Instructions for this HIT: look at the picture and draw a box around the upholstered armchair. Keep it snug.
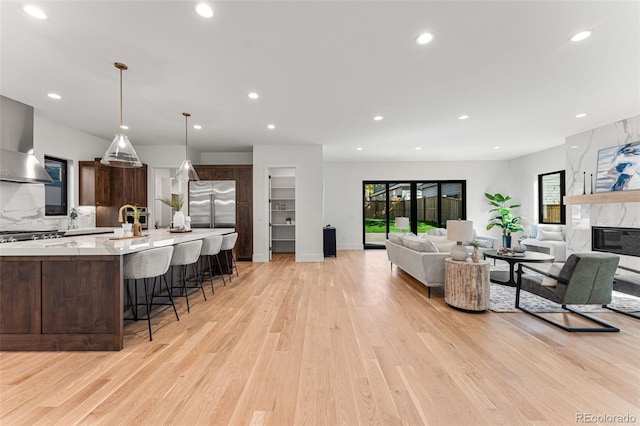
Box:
[515,252,620,332]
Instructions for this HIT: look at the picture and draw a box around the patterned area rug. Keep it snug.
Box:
[489,283,640,313]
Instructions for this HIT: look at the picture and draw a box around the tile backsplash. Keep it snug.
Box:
[0,181,95,230]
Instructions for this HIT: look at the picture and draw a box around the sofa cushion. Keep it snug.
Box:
[537,229,564,242]
[541,263,564,286]
[388,232,404,245]
[402,236,438,252]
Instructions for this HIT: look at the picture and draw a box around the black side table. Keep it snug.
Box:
[323,227,336,257]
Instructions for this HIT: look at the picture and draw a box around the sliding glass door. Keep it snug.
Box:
[363,180,466,248]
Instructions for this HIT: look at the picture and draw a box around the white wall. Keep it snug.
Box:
[200,151,252,164]
[566,114,640,269]
[508,145,566,234]
[253,145,324,262]
[323,160,511,250]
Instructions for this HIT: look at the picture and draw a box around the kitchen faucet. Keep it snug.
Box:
[118,204,137,223]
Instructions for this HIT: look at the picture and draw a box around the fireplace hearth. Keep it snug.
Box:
[592,226,640,257]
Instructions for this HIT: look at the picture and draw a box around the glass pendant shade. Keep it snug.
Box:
[101,62,143,168]
[177,159,199,182]
[100,134,143,168]
[176,112,199,181]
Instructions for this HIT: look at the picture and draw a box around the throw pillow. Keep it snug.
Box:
[537,229,564,241]
[402,237,438,252]
[541,263,563,286]
[538,225,562,233]
[434,241,456,253]
[421,234,448,243]
[388,232,404,245]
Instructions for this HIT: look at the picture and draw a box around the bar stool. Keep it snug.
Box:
[170,239,206,313]
[220,232,239,282]
[200,235,226,293]
[123,246,178,341]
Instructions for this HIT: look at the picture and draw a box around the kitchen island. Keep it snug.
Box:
[0,228,233,351]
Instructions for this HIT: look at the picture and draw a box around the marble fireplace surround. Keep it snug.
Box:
[566,114,640,270]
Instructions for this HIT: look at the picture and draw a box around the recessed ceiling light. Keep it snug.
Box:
[415,147,422,150]
[120,125,129,130]
[570,145,579,149]
[356,147,363,151]
[415,32,434,45]
[458,115,469,120]
[23,5,47,20]
[47,93,61,100]
[570,30,592,42]
[195,3,214,18]
[248,92,259,100]
[193,124,202,130]
[373,115,384,121]
[575,113,587,118]
[493,146,501,150]
[267,124,276,130]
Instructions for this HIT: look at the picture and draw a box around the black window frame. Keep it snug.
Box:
[363,180,467,248]
[44,155,68,216]
[537,170,566,225]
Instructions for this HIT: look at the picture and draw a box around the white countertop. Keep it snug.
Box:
[0,228,235,256]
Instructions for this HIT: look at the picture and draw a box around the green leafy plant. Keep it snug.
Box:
[485,192,525,236]
[468,240,482,248]
[157,193,184,211]
[132,205,141,220]
[69,208,78,220]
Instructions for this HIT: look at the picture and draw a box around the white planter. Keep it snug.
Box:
[173,211,185,229]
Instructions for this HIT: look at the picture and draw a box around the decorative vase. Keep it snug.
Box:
[132,219,143,237]
[471,246,479,263]
[502,235,512,249]
[172,210,185,229]
[512,241,527,253]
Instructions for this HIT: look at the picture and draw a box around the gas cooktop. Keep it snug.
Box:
[0,230,63,243]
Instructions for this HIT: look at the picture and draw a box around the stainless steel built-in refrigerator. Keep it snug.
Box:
[188,181,236,228]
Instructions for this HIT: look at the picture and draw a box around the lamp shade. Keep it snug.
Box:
[177,159,199,182]
[446,220,473,242]
[395,216,409,231]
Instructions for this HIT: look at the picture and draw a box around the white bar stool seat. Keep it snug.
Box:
[200,235,225,293]
[123,246,178,341]
[170,239,205,313]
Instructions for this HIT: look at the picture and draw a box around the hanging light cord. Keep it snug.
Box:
[114,62,128,135]
[183,112,191,160]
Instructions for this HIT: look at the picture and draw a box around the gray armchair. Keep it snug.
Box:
[515,253,620,332]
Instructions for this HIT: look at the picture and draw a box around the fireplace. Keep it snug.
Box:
[592,226,640,257]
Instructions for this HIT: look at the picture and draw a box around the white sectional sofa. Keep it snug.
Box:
[520,224,567,261]
[385,237,449,297]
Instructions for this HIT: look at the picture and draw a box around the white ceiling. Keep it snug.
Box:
[1,1,638,162]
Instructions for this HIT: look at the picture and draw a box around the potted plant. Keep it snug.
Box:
[157,194,185,228]
[131,205,143,236]
[68,207,78,229]
[484,192,525,248]
[285,217,292,224]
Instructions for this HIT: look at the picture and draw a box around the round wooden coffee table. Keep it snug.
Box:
[483,250,554,286]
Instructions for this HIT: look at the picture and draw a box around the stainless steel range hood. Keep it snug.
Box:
[0,95,53,184]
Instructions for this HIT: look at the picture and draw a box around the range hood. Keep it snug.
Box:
[0,95,53,183]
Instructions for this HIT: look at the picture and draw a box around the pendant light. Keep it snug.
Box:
[101,62,142,168]
[177,112,200,181]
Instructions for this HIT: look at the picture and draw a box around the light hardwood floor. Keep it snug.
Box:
[1,250,639,425]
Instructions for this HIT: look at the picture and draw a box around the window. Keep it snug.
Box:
[538,170,565,224]
[44,156,68,216]
[363,180,466,248]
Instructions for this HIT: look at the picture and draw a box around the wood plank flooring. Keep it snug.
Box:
[1,250,639,425]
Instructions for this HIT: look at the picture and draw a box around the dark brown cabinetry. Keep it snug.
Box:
[193,165,253,260]
[79,158,148,227]
[0,256,123,351]
[79,161,111,206]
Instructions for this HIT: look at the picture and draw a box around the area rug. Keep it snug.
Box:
[489,283,640,313]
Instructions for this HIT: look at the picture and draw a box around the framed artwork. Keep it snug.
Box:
[595,141,640,192]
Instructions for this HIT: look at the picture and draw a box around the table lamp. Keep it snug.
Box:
[395,217,409,233]
[447,219,473,261]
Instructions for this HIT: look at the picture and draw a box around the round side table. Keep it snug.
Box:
[444,258,490,312]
